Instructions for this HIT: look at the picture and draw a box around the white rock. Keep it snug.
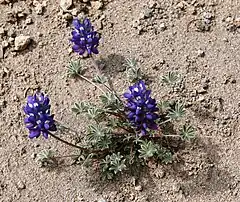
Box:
[60,0,72,10]
[197,49,205,57]
[0,45,3,59]
[71,8,79,16]
[2,40,9,48]
[14,35,31,51]
[25,17,33,24]
[159,22,166,31]
[91,1,103,10]
[35,4,44,15]
[0,27,5,36]
[63,13,73,20]
[134,185,143,191]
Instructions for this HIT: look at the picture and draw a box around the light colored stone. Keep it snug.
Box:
[25,17,33,24]
[0,27,5,36]
[71,8,79,16]
[35,4,44,15]
[134,185,143,191]
[0,45,3,59]
[159,22,166,31]
[91,1,103,10]
[14,35,31,51]
[60,0,72,10]
[197,49,205,57]
[16,180,26,190]
[63,13,72,20]
[148,0,156,9]
[2,41,9,48]
[8,37,15,44]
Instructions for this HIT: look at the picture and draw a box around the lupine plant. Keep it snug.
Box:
[23,17,195,179]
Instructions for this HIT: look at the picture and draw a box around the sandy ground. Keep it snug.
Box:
[0,0,240,201]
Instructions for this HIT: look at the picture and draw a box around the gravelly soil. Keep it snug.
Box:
[0,0,240,201]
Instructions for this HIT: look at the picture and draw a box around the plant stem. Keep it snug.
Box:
[48,132,107,153]
[54,154,81,159]
[159,119,171,125]
[103,83,112,92]
[164,134,181,137]
[77,73,105,94]
[90,56,123,102]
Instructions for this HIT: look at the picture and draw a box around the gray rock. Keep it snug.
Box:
[14,35,31,51]
[60,0,72,10]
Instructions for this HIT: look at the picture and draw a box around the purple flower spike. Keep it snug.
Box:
[71,17,100,56]
[23,92,57,139]
[124,80,159,136]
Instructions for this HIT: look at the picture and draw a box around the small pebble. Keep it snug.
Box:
[0,45,3,59]
[14,35,31,51]
[159,23,166,31]
[197,49,205,57]
[0,27,5,36]
[2,41,9,48]
[63,13,73,20]
[91,1,103,10]
[60,0,73,10]
[35,4,44,15]
[25,17,33,24]
[135,185,143,191]
[16,180,26,190]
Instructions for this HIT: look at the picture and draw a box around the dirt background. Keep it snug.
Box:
[0,0,240,201]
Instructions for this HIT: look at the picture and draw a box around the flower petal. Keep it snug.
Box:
[29,130,40,139]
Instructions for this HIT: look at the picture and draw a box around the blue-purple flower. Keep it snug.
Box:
[23,92,56,139]
[124,80,159,136]
[71,18,100,56]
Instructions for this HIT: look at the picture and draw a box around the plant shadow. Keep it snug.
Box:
[95,54,126,78]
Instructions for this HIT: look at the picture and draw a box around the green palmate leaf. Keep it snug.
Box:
[67,60,84,77]
[92,75,107,84]
[109,153,127,174]
[161,151,173,164]
[87,107,105,121]
[158,100,171,113]
[156,147,173,164]
[87,124,112,149]
[36,150,56,167]
[124,57,137,69]
[167,102,185,120]
[180,125,195,141]
[124,57,142,83]
[100,92,123,110]
[162,72,181,86]
[101,152,126,178]
[72,102,91,114]
[96,135,112,149]
[138,140,158,160]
